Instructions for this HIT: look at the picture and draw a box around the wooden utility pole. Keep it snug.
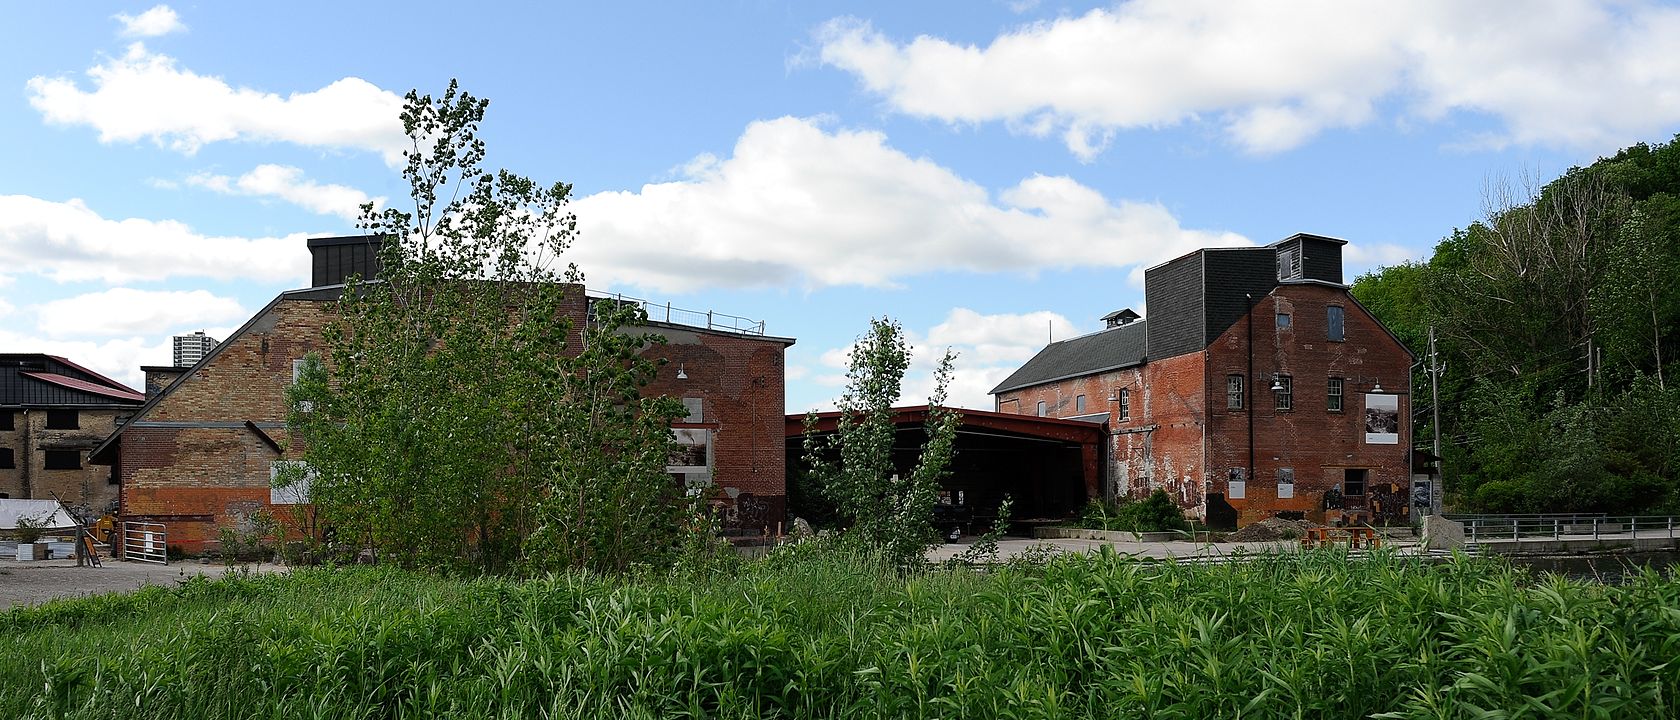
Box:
[1426,326,1444,516]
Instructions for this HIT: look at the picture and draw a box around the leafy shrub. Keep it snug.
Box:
[1077,489,1190,533]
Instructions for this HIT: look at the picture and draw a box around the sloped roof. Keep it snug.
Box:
[21,372,145,402]
[989,321,1148,395]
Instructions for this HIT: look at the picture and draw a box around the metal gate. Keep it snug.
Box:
[121,521,168,565]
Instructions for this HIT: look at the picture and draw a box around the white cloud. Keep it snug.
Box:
[0,194,311,284]
[115,5,185,37]
[186,165,384,223]
[1344,241,1422,271]
[0,328,164,391]
[33,288,247,339]
[816,1,1680,157]
[812,308,1081,410]
[27,43,406,164]
[0,298,13,317]
[573,116,1245,292]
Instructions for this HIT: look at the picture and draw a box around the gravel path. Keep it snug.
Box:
[0,557,286,611]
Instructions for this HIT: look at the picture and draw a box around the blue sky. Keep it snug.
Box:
[4,1,1679,411]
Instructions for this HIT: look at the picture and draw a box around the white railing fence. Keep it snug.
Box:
[121,521,168,565]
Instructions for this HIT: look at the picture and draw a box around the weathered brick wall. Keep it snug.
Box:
[638,325,789,530]
[118,292,791,550]
[0,408,125,514]
[1204,285,1413,525]
[992,356,1207,514]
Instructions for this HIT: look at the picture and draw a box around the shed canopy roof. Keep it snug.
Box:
[789,405,1104,445]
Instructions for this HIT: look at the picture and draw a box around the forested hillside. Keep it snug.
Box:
[1354,135,1680,514]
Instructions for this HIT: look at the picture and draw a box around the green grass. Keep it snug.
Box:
[3,547,1678,719]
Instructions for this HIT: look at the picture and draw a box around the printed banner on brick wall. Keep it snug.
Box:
[1364,393,1399,444]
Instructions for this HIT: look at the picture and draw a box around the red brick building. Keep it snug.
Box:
[91,236,793,552]
[991,234,1414,528]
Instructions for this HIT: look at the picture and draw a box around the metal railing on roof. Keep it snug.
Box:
[586,290,766,336]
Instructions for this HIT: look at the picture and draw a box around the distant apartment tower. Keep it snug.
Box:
[172,331,218,367]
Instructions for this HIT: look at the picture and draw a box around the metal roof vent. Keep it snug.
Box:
[1101,309,1141,328]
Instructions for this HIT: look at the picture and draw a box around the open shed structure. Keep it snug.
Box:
[787,406,1104,524]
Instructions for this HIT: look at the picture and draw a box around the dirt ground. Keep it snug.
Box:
[0,557,286,611]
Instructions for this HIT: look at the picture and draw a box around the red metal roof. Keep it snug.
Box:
[44,355,142,395]
[21,371,146,402]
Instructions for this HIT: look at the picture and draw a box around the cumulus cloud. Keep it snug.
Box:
[0,194,311,284]
[816,1,1680,157]
[186,165,384,223]
[115,5,185,37]
[27,43,406,164]
[0,328,165,391]
[33,288,247,339]
[811,308,1082,410]
[1344,241,1423,272]
[573,116,1245,292]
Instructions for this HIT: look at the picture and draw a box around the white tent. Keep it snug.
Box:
[0,499,77,531]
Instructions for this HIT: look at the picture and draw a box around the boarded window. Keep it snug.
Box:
[1276,313,1291,329]
[1273,375,1293,411]
[1327,377,1344,412]
[1227,374,1244,409]
[0,447,13,469]
[681,397,703,423]
[45,449,81,470]
[1277,248,1302,280]
[1277,468,1295,499]
[270,461,316,505]
[0,410,12,431]
[46,410,78,430]
[1075,395,1086,413]
[1327,306,1345,341]
[1118,389,1130,420]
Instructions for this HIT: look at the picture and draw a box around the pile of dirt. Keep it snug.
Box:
[1226,517,1324,543]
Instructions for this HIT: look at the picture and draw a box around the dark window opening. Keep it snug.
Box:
[1118,389,1130,421]
[0,447,13,469]
[1327,306,1345,342]
[45,449,81,470]
[1328,377,1344,412]
[1227,374,1244,410]
[0,410,13,431]
[46,410,79,430]
[1344,468,1368,497]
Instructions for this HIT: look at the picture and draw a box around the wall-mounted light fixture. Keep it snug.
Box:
[1270,374,1285,392]
[676,363,688,380]
[1107,389,1118,401]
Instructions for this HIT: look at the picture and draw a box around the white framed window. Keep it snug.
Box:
[667,428,712,488]
[1274,375,1293,411]
[1036,401,1046,417]
[1075,394,1086,413]
[1327,377,1344,412]
[1118,389,1130,421]
[1227,374,1244,409]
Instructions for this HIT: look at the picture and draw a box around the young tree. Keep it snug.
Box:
[801,318,960,569]
[286,82,685,573]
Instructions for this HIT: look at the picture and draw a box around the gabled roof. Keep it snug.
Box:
[989,321,1148,395]
[1,353,144,407]
[90,284,341,464]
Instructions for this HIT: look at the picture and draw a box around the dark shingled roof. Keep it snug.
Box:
[989,321,1148,395]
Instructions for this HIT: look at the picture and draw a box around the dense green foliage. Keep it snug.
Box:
[1077,489,1192,533]
[286,82,687,573]
[4,551,1678,718]
[1354,134,1680,513]
[800,318,961,568]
